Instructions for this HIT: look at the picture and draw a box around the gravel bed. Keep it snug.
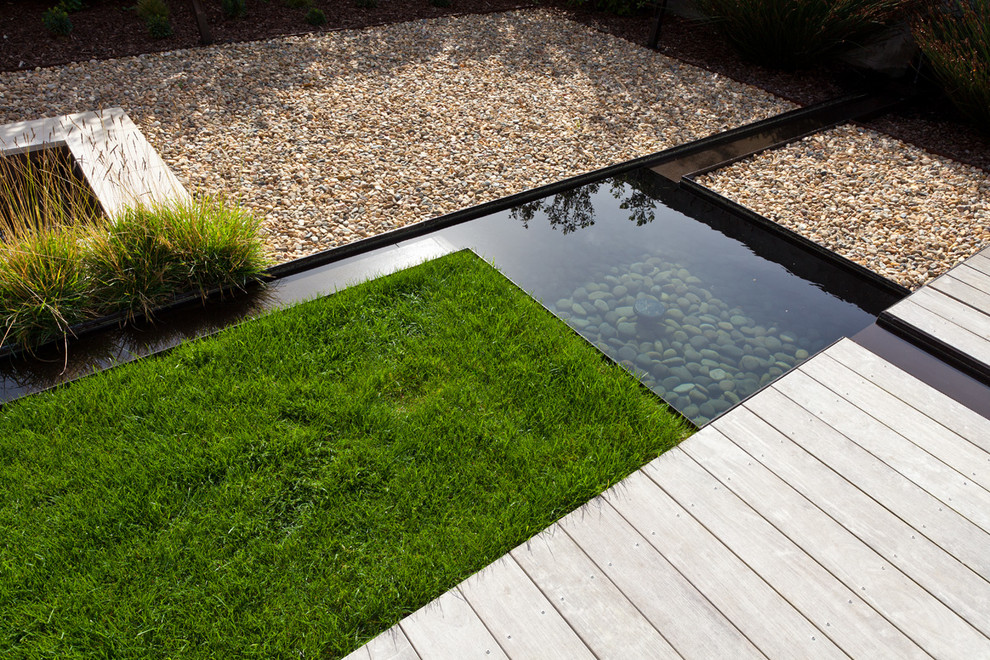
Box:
[697,124,990,290]
[0,10,793,263]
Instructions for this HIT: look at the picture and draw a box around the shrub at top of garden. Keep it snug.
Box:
[695,0,918,69]
[914,0,990,135]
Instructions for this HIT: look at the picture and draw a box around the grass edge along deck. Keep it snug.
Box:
[350,337,990,659]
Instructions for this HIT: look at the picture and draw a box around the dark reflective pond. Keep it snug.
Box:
[0,168,902,422]
[437,169,901,426]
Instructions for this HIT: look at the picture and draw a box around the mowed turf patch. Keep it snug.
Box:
[0,250,691,658]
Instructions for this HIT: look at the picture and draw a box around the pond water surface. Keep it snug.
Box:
[437,168,901,425]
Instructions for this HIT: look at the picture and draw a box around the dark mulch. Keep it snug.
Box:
[3,0,987,171]
[0,0,536,72]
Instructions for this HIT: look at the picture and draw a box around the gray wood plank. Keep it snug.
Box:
[772,368,990,581]
[827,339,990,454]
[362,627,420,660]
[459,556,596,659]
[669,425,990,657]
[965,252,990,276]
[510,525,681,659]
[932,272,990,314]
[556,498,765,659]
[888,299,990,365]
[723,396,990,637]
[911,287,990,337]
[649,441,929,658]
[342,644,371,660]
[953,262,990,295]
[398,588,508,659]
[803,354,990,495]
[604,464,846,658]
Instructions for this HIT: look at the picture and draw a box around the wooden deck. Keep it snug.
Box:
[345,336,990,659]
[884,248,990,372]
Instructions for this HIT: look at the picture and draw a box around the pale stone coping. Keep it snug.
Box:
[0,108,189,218]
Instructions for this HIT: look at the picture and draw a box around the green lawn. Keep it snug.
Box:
[0,250,690,658]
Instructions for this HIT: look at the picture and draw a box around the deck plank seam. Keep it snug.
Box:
[597,493,790,659]
[499,550,605,660]
[636,448,847,656]
[800,355,990,510]
[523,522,686,659]
[795,361,990,535]
[826,340,990,448]
[931,274,990,313]
[719,405,990,638]
[823,345,990,444]
[814,352,990,489]
[766,377,990,579]
[674,435,934,655]
[909,290,990,339]
[557,500,742,659]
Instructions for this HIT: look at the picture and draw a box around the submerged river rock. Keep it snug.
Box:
[548,252,822,426]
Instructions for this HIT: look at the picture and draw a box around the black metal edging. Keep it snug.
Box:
[681,177,910,301]
[877,310,990,387]
[267,92,898,282]
[656,92,908,181]
[0,278,263,362]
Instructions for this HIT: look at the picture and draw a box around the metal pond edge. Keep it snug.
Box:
[876,310,990,388]
[655,92,908,181]
[680,177,911,301]
[0,92,908,393]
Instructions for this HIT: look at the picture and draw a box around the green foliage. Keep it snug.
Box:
[0,188,266,351]
[145,12,173,37]
[0,229,89,350]
[914,0,990,134]
[42,6,73,36]
[694,0,915,68]
[305,6,326,23]
[221,0,247,17]
[0,251,690,656]
[58,0,84,12]
[135,0,169,19]
[85,198,267,321]
[566,0,651,17]
[0,150,103,235]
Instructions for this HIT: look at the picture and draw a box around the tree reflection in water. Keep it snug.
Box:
[509,173,659,234]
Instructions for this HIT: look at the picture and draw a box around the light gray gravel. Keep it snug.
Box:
[697,124,990,290]
[0,10,793,263]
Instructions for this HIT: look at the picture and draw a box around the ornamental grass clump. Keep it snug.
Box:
[695,0,915,68]
[0,149,103,237]
[0,227,90,350]
[0,149,268,351]
[914,0,990,134]
[86,198,268,321]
